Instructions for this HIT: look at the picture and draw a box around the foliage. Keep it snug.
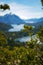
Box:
[0,25,43,65]
[0,31,7,47]
[37,26,43,42]
[0,42,43,65]
[23,25,33,36]
[0,0,43,64]
[41,0,43,6]
[0,4,10,10]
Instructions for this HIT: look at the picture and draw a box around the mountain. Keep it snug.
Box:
[0,13,43,25]
[0,14,25,24]
[25,17,43,27]
[26,21,43,27]
[25,17,43,23]
[25,18,43,33]
[0,22,12,31]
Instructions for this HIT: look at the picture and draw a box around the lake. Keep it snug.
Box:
[9,24,37,42]
[15,35,39,42]
[9,24,24,32]
[9,24,35,32]
[15,36,30,42]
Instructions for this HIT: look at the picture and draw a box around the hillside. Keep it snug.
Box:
[0,14,25,24]
[0,23,12,31]
[25,17,43,23]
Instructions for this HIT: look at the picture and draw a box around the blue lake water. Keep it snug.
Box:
[15,36,30,42]
[15,35,40,43]
[9,24,35,32]
[9,24,24,32]
[9,25,39,43]
[9,24,36,42]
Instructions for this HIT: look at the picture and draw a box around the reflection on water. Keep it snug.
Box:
[15,35,40,43]
[15,36,31,42]
[9,24,24,32]
[9,24,35,32]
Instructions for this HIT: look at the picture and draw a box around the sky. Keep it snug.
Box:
[0,0,43,19]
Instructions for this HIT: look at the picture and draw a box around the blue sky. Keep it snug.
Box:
[0,0,43,19]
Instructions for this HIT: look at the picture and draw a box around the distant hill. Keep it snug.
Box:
[25,17,43,27]
[0,14,25,24]
[25,20,43,33]
[0,14,43,25]
[26,21,43,27]
[0,13,43,32]
[0,23,12,31]
[25,17,43,23]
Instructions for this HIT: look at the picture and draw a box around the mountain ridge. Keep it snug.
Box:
[25,17,43,23]
[0,14,25,24]
[0,14,43,24]
[0,22,12,32]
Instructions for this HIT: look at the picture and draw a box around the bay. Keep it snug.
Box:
[15,36,30,42]
[9,24,24,32]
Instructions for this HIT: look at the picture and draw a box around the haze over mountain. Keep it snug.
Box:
[0,13,43,32]
[25,17,43,28]
[0,13,43,28]
[0,14,25,24]
[25,17,43,23]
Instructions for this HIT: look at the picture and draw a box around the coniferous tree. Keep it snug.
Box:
[0,4,10,10]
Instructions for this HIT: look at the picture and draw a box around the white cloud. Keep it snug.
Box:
[0,2,43,19]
